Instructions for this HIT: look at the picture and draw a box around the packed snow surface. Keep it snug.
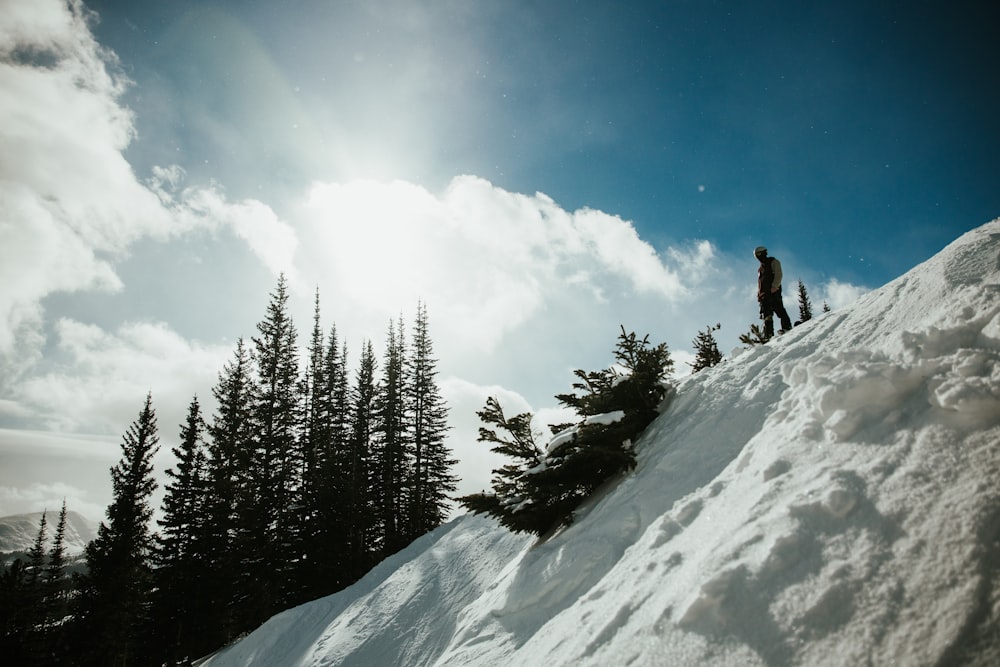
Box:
[204,220,1000,666]
[545,410,626,454]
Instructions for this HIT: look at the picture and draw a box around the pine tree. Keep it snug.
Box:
[204,338,254,643]
[461,327,673,536]
[298,291,331,598]
[2,506,69,665]
[26,510,48,591]
[689,323,723,373]
[557,327,673,418]
[76,393,160,667]
[153,396,212,662]
[739,323,770,346]
[20,511,48,657]
[0,558,30,663]
[548,326,672,502]
[406,303,456,541]
[242,273,304,625]
[797,280,813,323]
[157,397,208,561]
[311,327,352,595]
[373,317,410,556]
[457,397,546,532]
[44,502,69,615]
[40,501,70,662]
[345,340,378,580]
[326,334,352,480]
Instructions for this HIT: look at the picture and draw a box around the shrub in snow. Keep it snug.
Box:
[689,323,723,372]
[796,279,813,323]
[739,323,770,346]
[459,327,674,536]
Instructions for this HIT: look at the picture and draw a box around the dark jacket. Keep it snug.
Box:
[757,256,783,301]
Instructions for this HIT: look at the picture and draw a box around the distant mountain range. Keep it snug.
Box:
[0,510,98,557]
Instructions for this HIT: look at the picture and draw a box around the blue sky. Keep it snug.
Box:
[88,0,997,284]
[1,0,997,519]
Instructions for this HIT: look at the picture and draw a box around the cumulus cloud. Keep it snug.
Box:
[298,176,695,359]
[0,0,783,516]
[822,278,870,310]
[0,0,726,462]
[0,0,299,365]
[178,184,300,285]
[0,0,733,441]
[667,240,717,285]
[13,319,230,433]
[0,0,154,351]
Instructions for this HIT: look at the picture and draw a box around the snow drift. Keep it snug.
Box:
[204,219,1000,666]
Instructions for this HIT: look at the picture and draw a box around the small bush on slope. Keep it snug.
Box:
[739,323,770,346]
[689,323,723,372]
[459,326,674,536]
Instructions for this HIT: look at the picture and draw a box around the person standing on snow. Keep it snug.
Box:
[755,245,793,339]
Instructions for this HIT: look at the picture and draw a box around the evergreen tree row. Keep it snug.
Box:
[0,502,73,665]
[2,276,456,666]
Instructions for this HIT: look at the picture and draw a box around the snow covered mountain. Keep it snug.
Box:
[0,510,97,557]
[203,219,1000,666]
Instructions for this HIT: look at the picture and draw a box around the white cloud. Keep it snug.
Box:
[573,207,686,298]
[0,481,105,523]
[298,176,693,362]
[673,349,698,377]
[0,0,748,448]
[0,0,300,366]
[0,427,120,520]
[0,0,164,353]
[822,278,870,310]
[0,0,874,520]
[668,240,717,285]
[13,319,230,434]
[179,185,300,285]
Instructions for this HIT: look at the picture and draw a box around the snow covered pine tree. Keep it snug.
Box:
[460,326,674,536]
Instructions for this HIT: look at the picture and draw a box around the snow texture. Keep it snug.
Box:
[544,411,626,455]
[544,427,576,454]
[203,219,1000,666]
[584,410,626,426]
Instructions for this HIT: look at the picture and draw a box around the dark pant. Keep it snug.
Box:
[760,290,792,337]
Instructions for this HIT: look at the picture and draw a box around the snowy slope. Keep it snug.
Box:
[204,219,1000,666]
[0,511,97,557]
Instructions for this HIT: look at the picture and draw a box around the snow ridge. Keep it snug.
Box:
[205,219,1000,667]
